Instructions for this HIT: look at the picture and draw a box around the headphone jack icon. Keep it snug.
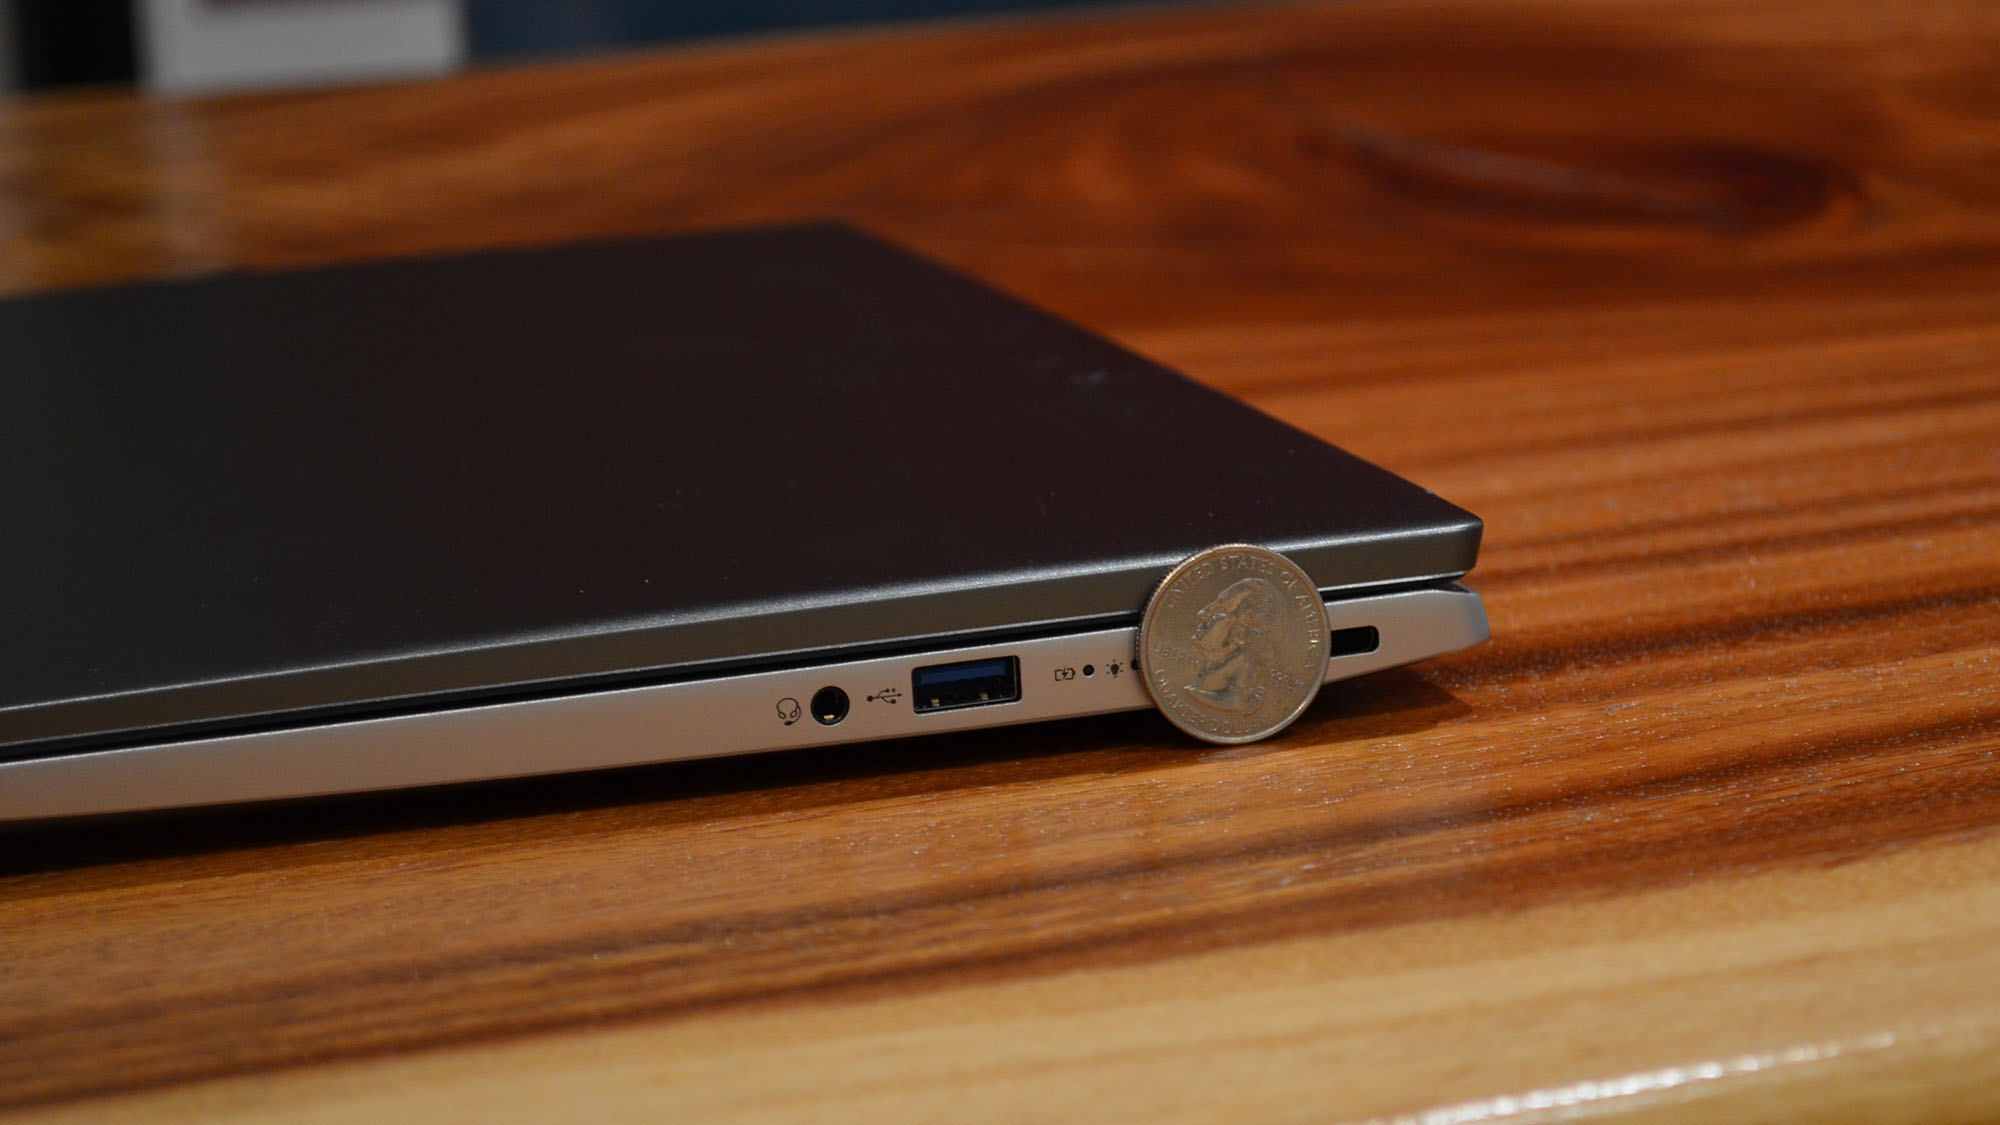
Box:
[776,697,802,726]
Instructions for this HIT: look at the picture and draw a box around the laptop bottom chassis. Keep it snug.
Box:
[0,585,1487,823]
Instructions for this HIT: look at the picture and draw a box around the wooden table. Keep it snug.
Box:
[5,1,1999,1119]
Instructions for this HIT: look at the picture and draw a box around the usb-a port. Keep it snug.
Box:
[911,656,1021,713]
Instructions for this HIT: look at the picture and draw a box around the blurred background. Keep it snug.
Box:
[0,0,1156,96]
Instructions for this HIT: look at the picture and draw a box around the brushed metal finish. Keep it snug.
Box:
[0,586,1486,822]
[0,227,1481,758]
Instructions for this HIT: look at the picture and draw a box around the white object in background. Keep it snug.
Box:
[138,0,464,95]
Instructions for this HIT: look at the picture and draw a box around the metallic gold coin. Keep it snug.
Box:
[1136,544,1331,745]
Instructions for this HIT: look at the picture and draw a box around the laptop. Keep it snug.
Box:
[0,224,1486,822]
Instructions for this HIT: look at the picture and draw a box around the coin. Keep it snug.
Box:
[1136,544,1330,745]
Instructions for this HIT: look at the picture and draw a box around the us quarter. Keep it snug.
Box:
[1137,544,1330,745]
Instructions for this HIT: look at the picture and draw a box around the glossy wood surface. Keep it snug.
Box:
[4,0,1999,1119]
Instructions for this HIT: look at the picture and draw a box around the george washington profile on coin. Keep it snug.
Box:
[1184,576,1285,713]
[1138,545,1330,744]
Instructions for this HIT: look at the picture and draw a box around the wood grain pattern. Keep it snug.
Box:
[3,0,1999,1119]
[31,831,2000,1124]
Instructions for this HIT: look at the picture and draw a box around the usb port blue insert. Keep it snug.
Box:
[911,656,1021,713]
